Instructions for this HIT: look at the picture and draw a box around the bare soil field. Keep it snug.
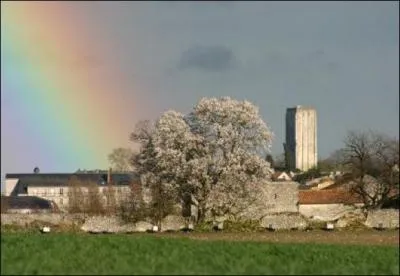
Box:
[155,229,400,246]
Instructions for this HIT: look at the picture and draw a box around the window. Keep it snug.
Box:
[274,194,278,199]
[60,188,64,195]
[60,198,63,205]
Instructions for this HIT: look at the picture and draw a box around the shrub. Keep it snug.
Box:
[222,220,264,232]
[1,196,9,213]
[67,177,107,215]
[67,177,86,214]
[119,199,149,224]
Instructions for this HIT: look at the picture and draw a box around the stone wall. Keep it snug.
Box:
[237,181,299,221]
[299,203,364,221]
[146,181,299,222]
[364,209,399,229]
[80,216,153,233]
[1,213,87,226]
[260,213,308,230]
[3,209,398,232]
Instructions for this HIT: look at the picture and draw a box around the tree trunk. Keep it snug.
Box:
[157,216,162,232]
[197,201,207,223]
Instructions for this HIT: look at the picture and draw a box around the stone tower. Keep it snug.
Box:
[284,106,317,171]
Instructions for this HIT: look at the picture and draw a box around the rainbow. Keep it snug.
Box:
[1,2,140,172]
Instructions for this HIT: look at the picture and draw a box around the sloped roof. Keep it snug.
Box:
[1,196,54,210]
[6,173,139,187]
[323,174,377,191]
[272,171,292,180]
[299,189,364,205]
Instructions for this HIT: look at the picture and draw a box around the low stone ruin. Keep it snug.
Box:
[260,213,308,230]
[364,209,399,229]
[2,208,399,233]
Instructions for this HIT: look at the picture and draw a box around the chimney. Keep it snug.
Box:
[107,167,112,184]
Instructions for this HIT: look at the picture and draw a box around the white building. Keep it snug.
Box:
[284,105,317,171]
[4,171,137,211]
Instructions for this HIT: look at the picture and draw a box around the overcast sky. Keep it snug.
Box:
[90,1,399,157]
[1,1,399,179]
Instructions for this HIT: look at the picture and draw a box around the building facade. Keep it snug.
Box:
[4,172,138,211]
[284,106,317,171]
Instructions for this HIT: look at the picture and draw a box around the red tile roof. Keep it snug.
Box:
[298,189,364,205]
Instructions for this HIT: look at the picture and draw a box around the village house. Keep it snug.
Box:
[4,170,138,211]
[298,189,364,221]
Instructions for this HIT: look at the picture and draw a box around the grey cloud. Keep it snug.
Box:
[190,1,235,9]
[178,45,236,72]
[305,49,341,73]
[325,62,339,73]
[309,49,325,59]
[260,49,326,74]
[265,51,288,71]
[161,1,234,9]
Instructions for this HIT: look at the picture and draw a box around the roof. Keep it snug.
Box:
[298,189,364,205]
[5,173,139,187]
[271,171,292,181]
[298,184,314,190]
[323,174,378,191]
[1,196,54,210]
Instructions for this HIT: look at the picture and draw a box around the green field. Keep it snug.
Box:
[1,233,399,275]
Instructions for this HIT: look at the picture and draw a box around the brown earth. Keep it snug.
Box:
[2,223,399,246]
[151,230,400,246]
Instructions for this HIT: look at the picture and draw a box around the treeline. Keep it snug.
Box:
[66,176,180,226]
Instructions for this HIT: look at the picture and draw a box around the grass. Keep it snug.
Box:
[1,233,399,275]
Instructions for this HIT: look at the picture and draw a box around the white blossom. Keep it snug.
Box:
[132,97,274,222]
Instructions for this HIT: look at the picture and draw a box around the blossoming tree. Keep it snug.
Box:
[131,97,274,223]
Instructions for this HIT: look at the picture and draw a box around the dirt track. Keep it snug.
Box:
[154,230,400,246]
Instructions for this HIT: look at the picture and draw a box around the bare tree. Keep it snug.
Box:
[265,154,275,168]
[108,148,135,172]
[343,130,399,209]
[147,180,176,230]
[103,185,117,215]
[119,181,149,223]
[84,181,105,215]
[273,153,286,170]
[324,148,349,172]
[67,176,86,213]
[67,177,106,214]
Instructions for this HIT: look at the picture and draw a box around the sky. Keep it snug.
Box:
[1,1,399,179]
